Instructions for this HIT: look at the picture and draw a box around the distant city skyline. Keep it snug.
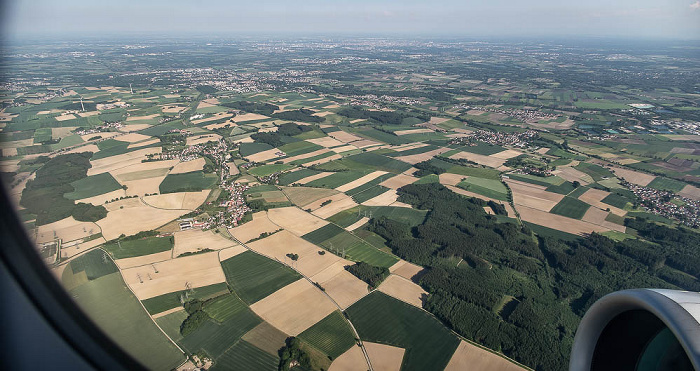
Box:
[2,0,700,41]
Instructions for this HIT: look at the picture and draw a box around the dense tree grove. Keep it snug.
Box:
[221,101,279,116]
[20,152,106,225]
[368,183,699,370]
[272,108,324,123]
[278,337,312,371]
[413,160,446,177]
[336,107,427,125]
[345,262,389,289]
[251,123,312,147]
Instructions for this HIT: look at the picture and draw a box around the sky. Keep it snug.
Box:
[2,0,699,40]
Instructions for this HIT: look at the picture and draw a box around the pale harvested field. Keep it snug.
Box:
[59,237,106,260]
[117,133,152,143]
[173,229,237,256]
[228,211,280,247]
[233,136,254,144]
[439,173,466,187]
[345,217,369,231]
[379,174,417,189]
[389,260,424,281]
[231,113,270,122]
[352,139,382,148]
[679,184,700,201]
[52,127,78,139]
[396,148,450,165]
[610,167,655,186]
[307,137,346,148]
[281,148,331,164]
[582,208,624,230]
[445,340,524,371]
[491,149,523,160]
[554,167,594,185]
[295,172,334,185]
[336,171,388,192]
[377,275,427,308]
[97,199,189,240]
[87,147,161,176]
[329,346,367,371]
[77,189,126,206]
[364,342,405,371]
[162,105,187,114]
[120,124,152,132]
[259,190,288,203]
[429,117,451,125]
[311,266,368,309]
[282,186,339,206]
[247,149,282,162]
[536,147,550,155]
[227,162,239,176]
[1,148,17,157]
[204,122,235,130]
[120,176,167,196]
[196,101,215,109]
[394,128,434,136]
[122,252,226,300]
[330,145,358,153]
[662,134,700,141]
[0,159,21,172]
[247,231,342,277]
[218,245,247,262]
[578,188,626,216]
[186,134,221,146]
[36,217,99,244]
[152,307,186,320]
[517,205,623,235]
[55,114,77,121]
[64,144,99,155]
[170,158,206,174]
[328,131,364,143]
[115,251,172,270]
[305,153,342,167]
[127,138,160,149]
[507,180,564,212]
[449,152,505,168]
[267,207,329,235]
[308,194,358,219]
[362,190,400,207]
[250,279,337,336]
[112,167,171,182]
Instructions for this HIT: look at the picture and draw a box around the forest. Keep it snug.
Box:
[368,183,700,370]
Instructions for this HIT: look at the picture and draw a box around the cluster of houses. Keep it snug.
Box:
[624,181,700,227]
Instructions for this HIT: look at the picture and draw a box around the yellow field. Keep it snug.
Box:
[122,251,226,300]
[186,134,221,146]
[36,217,100,244]
[516,205,623,235]
[506,179,564,212]
[229,211,281,243]
[142,191,210,211]
[379,174,417,189]
[362,189,400,207]
[117,133,152,143]
[336,171,388,192]
[246,148,282,162]
[395,148,450,165]
[308,194,358,219]
[345,217,370,231]
[449,151,505,168]
[218,245,248,261]
[310,261,368,309]
[328,345,367,371]
[389,260,424,281]
[282,186,339,207]
[169,158,205,174]
[438,173,465,187]
[445,341,524,371]
[88,147,162,176]
[609,166,655,186]
[115,250,173,270]
[250,279,337,336]
[173,229,237,256]
[267,207,328,235]
[294,172,334,185]
[377,274,427,308]
[328,131,364,143]
[97,198,189,240]
[307,137,347,148]
[365,342,405,371]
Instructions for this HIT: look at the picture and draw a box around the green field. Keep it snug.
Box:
[61,249,119,288]
[239,142,275,156]
[180,306,262,359]
[302,223,345,244]
[456,177,508,201]
[159,171,218,193]
[461,142,505,155]
[64,172,123,200]
[103,236,173,259]
[344,173,395,196]
[203,293,249,322]
[210,340,278,371]
[155,309,189,342]
[549,196,591,219]
[354,128,411,145]
[305,171,368,189]
[247,163,295,177]
[298,311,356,359]
[142,282,230,315]
[523,222,581,242]
[278,168,321,185]
[507,173,565,187]
[33,127,53,143]
[278,140,323,156]
[575,163,615,181]
[69,272,185,370]
[342,152,413,173]
[301,224,398,267]
[647,177,687,192]
[601,193,631,209]
[221,251,302,304]
[545,181,576,195]
[346,292,460,371]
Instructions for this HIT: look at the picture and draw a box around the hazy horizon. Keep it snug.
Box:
[2,0,700,42]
